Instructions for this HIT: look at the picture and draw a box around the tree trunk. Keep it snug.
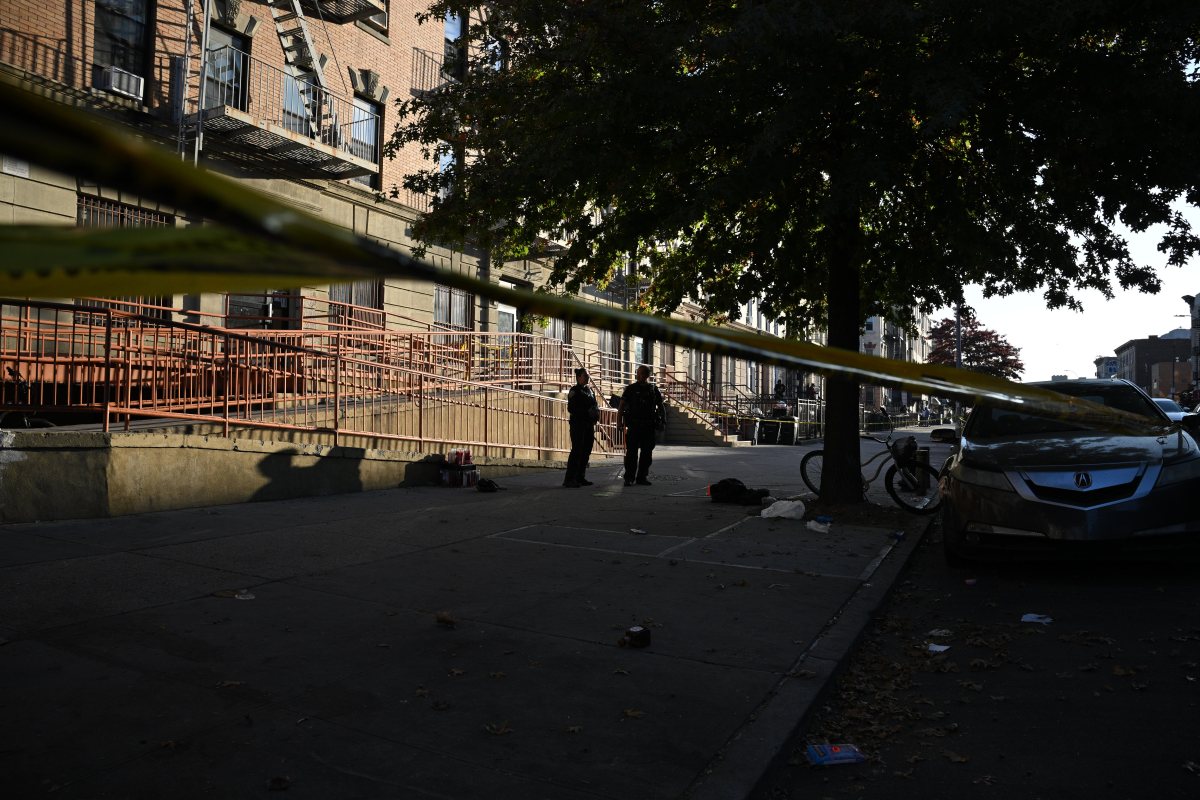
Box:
[819,201,865,504]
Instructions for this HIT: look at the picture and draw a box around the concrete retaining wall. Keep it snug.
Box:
[0,430,567,524]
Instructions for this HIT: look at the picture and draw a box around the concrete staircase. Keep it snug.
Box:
[663,404,751,447]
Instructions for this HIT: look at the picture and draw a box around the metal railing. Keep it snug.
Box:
[201,46,378,165]
[0,299,621,458]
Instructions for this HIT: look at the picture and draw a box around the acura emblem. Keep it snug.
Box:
[1074,472,1093,489]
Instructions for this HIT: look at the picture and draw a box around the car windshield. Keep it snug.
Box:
[1154,398,1184,413]
[966,384,1163,438]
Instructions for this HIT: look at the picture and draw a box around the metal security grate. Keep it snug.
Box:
[76,195,174,320]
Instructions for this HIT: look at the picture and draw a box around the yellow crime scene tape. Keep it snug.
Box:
[0,76,1168,437]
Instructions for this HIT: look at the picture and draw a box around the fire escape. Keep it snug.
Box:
[189,0,385,178]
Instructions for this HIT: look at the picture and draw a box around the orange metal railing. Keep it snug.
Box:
[0,299,621,458]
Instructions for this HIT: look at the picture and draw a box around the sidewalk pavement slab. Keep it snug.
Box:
[0,436,946,798]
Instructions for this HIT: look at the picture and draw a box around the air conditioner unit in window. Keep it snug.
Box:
[96,66,145,101]
[364,10,388,32]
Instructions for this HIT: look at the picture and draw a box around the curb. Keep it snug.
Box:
[684,514,936,799]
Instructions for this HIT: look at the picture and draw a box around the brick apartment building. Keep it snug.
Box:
[1,0,821,405]
[1114,332,1191,396]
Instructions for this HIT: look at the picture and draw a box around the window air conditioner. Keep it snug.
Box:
[96,66,145,101]
[365,9,388,32]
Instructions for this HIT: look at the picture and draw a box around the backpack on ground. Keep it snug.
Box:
[710,477,770,505]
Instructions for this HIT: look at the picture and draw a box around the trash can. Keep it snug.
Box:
[758,418,780,444]
[778,417,798,445]
[739,417,760,442]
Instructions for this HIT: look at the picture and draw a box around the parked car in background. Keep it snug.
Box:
[1153,397,1189,422]
[941,379,1200,562]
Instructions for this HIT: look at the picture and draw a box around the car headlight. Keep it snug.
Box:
[952,463,1015,492]
[1156,455,1200,487]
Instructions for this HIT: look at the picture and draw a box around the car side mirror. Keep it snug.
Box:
[930,427,958,443]
[1181,413,1200,437]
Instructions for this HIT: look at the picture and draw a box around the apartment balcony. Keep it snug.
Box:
[188,47,379,179]
[288,0,387,25]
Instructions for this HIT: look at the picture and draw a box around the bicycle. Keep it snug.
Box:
[799,425,942,514]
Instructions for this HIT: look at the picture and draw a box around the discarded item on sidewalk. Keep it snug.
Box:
[619,626,651,648]
[440,462,478,487]
[927,643,951,653]
[446,448,473,466]
[476,478,501,492]
[630,528,648,535]
[1021,613,1054,625]
[709,477,771,505]
[762,499,807,519]
[814,514,833,524]
[761,495,778,507]
[234,591,255,601]
[805,743,867,765]
[806,520,831,533]
[435,611,458,628]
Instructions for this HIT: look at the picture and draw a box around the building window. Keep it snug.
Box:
[864,317,875,331]
[329,280,383,329]
[596,329,617,374]
[444,11,464,80]
[94,0,150,75]
[362,0,389,35]
[434,284,474,330]
[76,195,172,319]
[349,96,382,188]
[204,27,249,112]
[545,317,570,343]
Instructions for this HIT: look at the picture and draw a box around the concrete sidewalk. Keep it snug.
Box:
[0,434,950,799]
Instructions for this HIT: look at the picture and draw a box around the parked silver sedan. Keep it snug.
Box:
[941,379,1200,562]
[1153,397,1189,422]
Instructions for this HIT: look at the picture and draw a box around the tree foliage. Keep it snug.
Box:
[389,0,1200,501]
[928,310,1025,381]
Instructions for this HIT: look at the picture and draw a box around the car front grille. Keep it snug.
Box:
[1014,462,1148,510]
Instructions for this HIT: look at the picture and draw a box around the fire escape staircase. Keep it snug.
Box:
[267,0,338,145]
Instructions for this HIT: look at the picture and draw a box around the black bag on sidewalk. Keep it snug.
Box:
[710,477,770,505]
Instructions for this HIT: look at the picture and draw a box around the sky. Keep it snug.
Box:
[934,223,1200,383]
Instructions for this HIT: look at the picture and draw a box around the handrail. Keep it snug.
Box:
[0,299,604,458]
[199,46,379,165]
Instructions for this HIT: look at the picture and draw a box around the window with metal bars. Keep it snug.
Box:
[434,284,474,331]
[76,194,173,320]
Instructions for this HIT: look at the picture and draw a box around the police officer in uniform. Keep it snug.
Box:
[618,365,665,486]
[564,368,599,487]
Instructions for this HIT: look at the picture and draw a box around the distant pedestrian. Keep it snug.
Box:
[564,368,599,488]
[617,365,665,486]
[774,380,786,401]
[804,383,818,401]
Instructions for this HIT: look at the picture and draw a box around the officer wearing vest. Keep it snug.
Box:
[564,368,599,488]
[617,365,665,486]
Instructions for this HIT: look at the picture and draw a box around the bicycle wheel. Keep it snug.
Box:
[800,450,824,495]
[884,463,943,514]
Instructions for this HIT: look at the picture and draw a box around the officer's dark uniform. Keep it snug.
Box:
[565,381,599,486]
[619,378,664,485]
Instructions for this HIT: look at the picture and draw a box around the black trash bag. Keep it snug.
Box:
[710,477,770,505]
[477,478,501,493]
